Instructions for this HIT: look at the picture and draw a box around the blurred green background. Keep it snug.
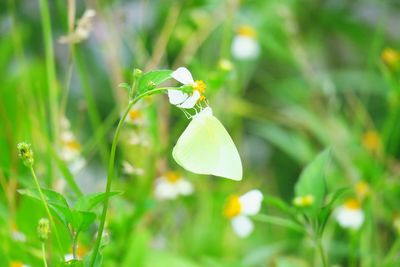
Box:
[1,0,400,266]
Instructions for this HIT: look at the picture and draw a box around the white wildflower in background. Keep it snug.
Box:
[231,25,260,60]
[168,67,206,109]
[122,161,144,176]
[11,226,26,243]
[59,9,96,44]
[59,117,86,173]
[335,198,364,230]
[154,171,193,200]
[125,108,145,126]
[224,189,263,238]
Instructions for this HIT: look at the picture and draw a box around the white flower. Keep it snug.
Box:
[154,171,194,200]
[224,189,263,238]
[168,67,206,109]
[59,9,96,44]
[231,25,260,60]
[122,161,144,176]
[64,254,74,262]
[335,199,364,230]
[125,108,145,126]
[12,229,26,242]
[59,117,86,173]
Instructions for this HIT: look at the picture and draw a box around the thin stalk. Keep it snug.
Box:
[38,0,59,145]
[42,242,49,267]
[30,167,64,259]
[72,231,79,259]
[316,238,328,267]
[89,87,173,266]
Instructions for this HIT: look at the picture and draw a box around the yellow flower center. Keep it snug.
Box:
[293,194,314,207]
[237,25,257,38]
[223,195,241,218]
[128,109,141,120]
[165,171,181,183]
[64,139,81,151]
[362,131,380,153]
[10,262,24,267]
[356,181,369,199]
[77,244,87,258]
[193,80,206,101]
[344,198,361,210]
[381,48,400,66]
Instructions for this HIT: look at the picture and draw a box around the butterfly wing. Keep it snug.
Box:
[173,111,242,181]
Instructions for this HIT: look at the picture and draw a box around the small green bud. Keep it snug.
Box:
[37,218,50,241]
[133,68,143,78]
[147,81,156,89]
[17,142,34,167]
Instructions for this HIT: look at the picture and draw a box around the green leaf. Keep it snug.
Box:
[252,214,305,234]
[317,187,349,235]
[294,149,331,210]
[70,210,96,232]
[136,70,173,95]
[18,188,73,227]
[84,251,103,267]
[74,191,121,212]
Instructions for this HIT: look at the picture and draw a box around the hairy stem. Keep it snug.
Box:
[42,242,49,267]
[30,167,64,260]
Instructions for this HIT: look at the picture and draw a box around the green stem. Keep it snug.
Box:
[42,242,48,267]
[316,238,328,267]
[89,87,172,266]
[38,0,59,146]
[30,166,64,260]
[72,231,79,259]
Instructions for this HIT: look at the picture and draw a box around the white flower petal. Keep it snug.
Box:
[171,67,195,85]
[64,254,74,261]
[69,157,86,174]
[154,179,179,200]
[231,36,260,60]
[335,207,364,230]
[176,179,194,196]
[177,90,200,109]
[168,89,189,105]
[12,231,26,242]
[231,215,254,238]
[239,189,263,215]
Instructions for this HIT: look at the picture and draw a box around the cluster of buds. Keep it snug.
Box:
[17,142,34,167]
[37,218,50,242]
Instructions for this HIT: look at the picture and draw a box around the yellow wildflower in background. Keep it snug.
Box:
[293,194,315,207]
[381,48,400,68]
[356,180,370,200]
[362,130,381,153]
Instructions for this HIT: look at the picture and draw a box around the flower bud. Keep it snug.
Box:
[17,142,34,167]
[133,68,143,78]
[37,218,50,241]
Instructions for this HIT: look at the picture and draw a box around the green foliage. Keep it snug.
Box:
[294,149,331,211]
[136,70,173,96]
